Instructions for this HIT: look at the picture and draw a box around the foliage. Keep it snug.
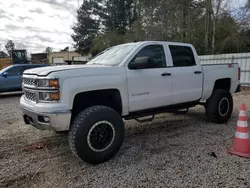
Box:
[71,0,100,54]
[45,47,52,53]
[72,0,250,55]
[5,40,15,56]
[61,46,69,52]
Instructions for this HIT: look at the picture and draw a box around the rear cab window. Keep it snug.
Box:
[169,45,196,67]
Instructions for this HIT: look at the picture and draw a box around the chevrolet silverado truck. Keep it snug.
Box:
[20,41,241,164]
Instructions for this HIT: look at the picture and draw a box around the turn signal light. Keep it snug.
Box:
[49,80,59,88]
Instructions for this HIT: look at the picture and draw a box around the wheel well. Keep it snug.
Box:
[214,78,231,91]
[71,89,122,122]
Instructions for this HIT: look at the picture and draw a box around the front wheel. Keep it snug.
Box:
[205,89,233,124]
[68,105,125,164]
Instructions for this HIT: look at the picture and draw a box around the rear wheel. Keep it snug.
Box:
[68,105,125,164]
[205,89,233,123]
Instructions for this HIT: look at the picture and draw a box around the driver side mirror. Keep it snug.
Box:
[129,56,150,69]
[2,72,8,77]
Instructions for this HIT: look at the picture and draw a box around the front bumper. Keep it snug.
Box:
[20,105,71,132]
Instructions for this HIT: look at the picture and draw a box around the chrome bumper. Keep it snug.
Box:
[20,105,71,132]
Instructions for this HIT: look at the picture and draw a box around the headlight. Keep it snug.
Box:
[39,91,60,102]
[38,79,59,89]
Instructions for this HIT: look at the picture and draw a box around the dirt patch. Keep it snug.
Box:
[241,86,250,92]
[1,92,250,187]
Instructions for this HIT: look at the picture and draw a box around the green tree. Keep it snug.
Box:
[71,0,100,54]
[90,0,139,54]
[101,0,135,34]
[92,32,125,56]
[5,40,15,56]
[45,47,52,53]
[72,0,250,55]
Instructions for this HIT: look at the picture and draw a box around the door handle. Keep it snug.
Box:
[194,71,202,74]
[161,73,171,76]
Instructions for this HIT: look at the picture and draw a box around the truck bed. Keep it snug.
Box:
[201,63,240,100]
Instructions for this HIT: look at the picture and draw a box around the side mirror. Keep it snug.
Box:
[2,72,8,77]
[129,56,150,69]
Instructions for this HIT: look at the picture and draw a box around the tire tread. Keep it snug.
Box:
[68,105,124,164]
[205,89,233,123]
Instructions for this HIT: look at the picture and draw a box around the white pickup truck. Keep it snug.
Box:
[20,41,241,164]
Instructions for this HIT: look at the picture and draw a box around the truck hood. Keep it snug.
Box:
[23,64,107,76]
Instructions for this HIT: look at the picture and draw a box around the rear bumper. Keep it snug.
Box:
[235,84,241,93]
[20,104,71,132]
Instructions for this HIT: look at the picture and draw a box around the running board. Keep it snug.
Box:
[124,100,199,120]
[135,115,155,123]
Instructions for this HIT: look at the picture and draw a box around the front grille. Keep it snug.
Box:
[23,78,36,86]
[24,90,36,102]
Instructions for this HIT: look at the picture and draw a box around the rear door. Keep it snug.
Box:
[126,43,174,112]
[168,45,203,104]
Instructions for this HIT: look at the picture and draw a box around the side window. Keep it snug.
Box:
[129,45,166,69]
[169,45,196,67]
[6,67,20,76]
[19,66,28,75]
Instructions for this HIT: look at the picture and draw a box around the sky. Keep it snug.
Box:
[0,0,81,53]
[0,0,248,54]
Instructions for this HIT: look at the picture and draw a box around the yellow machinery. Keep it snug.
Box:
[0,50,29,70]
[0,57,12,70]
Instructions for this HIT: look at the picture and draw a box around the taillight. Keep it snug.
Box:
[238,67,241,80]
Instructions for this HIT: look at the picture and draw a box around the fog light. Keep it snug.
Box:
[38,116,50,123]
[44,117,50,123]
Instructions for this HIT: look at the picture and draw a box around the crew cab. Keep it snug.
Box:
[20,41,241,164]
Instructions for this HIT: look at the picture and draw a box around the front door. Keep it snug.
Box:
[126,44,173,112]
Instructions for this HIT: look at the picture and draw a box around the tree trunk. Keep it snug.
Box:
[212,0,222,54]
[180,0,189,42]
[188,0,191,43]
[205,0,213,54]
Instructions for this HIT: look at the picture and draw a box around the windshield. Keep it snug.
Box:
[87,44,138,66]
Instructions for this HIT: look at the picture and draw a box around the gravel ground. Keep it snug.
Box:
[1,91,250,188]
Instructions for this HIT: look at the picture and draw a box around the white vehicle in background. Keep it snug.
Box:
[20,41,241,164]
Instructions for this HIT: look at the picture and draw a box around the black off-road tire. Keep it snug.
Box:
[205,89,233,123]
[68,105,125,164]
